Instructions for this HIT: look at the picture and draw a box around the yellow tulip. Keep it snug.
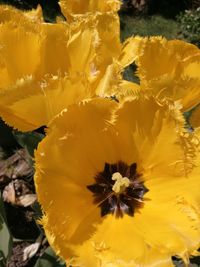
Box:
[35,96,200,266]
[120,36,200,112]
[0,12,123,131]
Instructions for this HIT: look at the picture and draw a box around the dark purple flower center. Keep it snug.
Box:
[87,161,148,218]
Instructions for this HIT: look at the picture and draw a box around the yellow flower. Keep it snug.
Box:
[0,12,123,131]
[35,96,200,266]
[124,36,200,112]
[0,7,141,132]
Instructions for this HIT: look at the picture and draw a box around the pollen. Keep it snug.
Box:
[112,172,130,194]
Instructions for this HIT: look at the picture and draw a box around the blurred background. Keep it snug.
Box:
[120,0,200,46]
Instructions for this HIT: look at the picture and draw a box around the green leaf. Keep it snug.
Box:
[34,246,66,267]
[0,194,12,266]
[13,131,44,157]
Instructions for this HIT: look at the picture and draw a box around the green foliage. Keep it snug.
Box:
[0,194,12,267]
[177,8,200,47]
[120,14,181,41]
[34,247,66,267]
[13,131,44,157]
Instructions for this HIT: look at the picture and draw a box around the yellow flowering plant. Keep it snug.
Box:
[0,1,200,267]
[0,4,141,132]
[122,36,200,112]
[35,96,200,267]
[0,11,124,131]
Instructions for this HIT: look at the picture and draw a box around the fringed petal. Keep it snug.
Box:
[60,0,121,17]
[118,36,142,69]
[0,75,95,131]
[132,37,200,111]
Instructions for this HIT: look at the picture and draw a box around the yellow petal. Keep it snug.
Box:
[115,96,196,178]
[0,76,93,131]
[138,174,200,257]
[74,215,174,267]
[95,63,122,97]
[66,21,97,77]
[0,23,42,87]
[118,36,142,69]
[60,0,121,17]
[94,13,121,67]
[0,4,42,24]
[38,23,70,77]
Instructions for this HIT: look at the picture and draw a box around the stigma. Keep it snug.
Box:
[112,172,130,194]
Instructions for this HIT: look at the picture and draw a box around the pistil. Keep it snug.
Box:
[112,172,130,194]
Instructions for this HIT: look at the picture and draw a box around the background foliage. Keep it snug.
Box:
[177,7,200,47]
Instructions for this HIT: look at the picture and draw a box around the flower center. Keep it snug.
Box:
[87,161,148,218]
[112,172,130,194]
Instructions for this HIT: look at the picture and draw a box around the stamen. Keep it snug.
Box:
[112,172,130,194]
